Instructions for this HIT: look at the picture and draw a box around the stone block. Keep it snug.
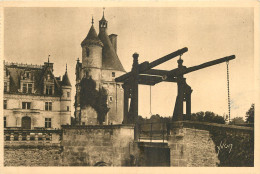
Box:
[171,159,179,166]
[171,150,181,159]
[176,143,184,150]
[178,159,187,167]
[169,143,177,150]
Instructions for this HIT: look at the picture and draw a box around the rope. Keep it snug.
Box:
[226,61,231,122]
[149,85,152,116]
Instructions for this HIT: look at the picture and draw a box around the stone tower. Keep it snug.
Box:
[60,65,72,125]
[75,13,126,125]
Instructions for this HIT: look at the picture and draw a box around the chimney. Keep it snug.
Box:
[109,34,117,53]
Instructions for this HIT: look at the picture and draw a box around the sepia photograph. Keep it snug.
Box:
[1,2,259,172]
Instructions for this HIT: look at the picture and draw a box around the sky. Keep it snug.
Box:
[4,7,254,120]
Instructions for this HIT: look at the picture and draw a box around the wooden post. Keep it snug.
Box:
[132,53,139,124]
[128,53,139,124]
[122,84,129,124]
[173,58,185,121]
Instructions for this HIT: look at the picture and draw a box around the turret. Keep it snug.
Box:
[81,17,103,84]
[60,64,72,126]
[99,9,107,33]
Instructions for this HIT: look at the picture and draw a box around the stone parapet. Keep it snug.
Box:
[61,124,135,166]
[167,121,254,167]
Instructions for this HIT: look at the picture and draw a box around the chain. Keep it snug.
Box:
[226,61,231,122]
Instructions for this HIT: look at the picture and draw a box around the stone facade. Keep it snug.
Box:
[4,146,62,166]
[3,61,72,130]
[75,14,125,125]
[61,125,135,166]
[168,127,219,167]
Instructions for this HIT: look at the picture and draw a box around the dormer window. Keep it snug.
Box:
[25,72,30,78]
[86,47,90,57]
[4,82,7,92]
[5,70,9,77]
[46,85,53,95]
[22,83,33,93]
[28,84,32,93]
[47,74,51,80]
[112,72,115,77]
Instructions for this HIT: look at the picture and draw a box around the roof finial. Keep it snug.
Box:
[103,7,105,17]
[48,55,50,63]
[66,63,67,72]
[91,15,94,25]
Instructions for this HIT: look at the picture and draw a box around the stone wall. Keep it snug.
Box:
[61,124,136,166]
[167,121,254,167]
[168,122,219,167]
[4,146,62,166]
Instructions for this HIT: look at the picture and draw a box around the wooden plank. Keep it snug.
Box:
[115,47,188,82]
[168,55,236,76]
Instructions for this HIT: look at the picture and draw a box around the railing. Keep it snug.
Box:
[4,129,62,146]
[4,61,44,69]
[136,122,168,143]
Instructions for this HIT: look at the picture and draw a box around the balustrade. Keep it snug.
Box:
[4,129,61,146]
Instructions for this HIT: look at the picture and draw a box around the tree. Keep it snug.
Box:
[191,111,225,124]
[246,104,254,123]
[230,117,244,125]
[95,87,110,125]
[79,73,109,125]
[80,76,97,108]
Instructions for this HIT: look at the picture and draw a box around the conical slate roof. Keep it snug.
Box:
[98,30,125,72]
[81,25,103,47]
[62,71,71,86]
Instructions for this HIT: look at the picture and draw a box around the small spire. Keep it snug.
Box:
[66,63,67,72]
[91,16,94,25]
[103,7,105,18]
[77,58,80,62]
[48,55,50,63]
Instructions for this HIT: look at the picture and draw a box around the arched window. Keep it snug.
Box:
[86,47,90,57]
[94,161,108,166]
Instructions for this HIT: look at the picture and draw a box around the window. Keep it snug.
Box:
[4,117,6,128]
[67,92,70,98]
[112,72,115,77]
[4,82,7,92]
[22,102,31,109]
[23,84,27,93]
[82,122,85,126]
[45,102,52,111]
[86,47,90,57]
[45,118,51,128]
[109,96,113,102]
[23,83,33,93]
[4,100,7,109]
[28,84,32,93]
[67,106,70,111]
[46,85,53,95]
[25,72,30,78]
[47,74,51,80]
